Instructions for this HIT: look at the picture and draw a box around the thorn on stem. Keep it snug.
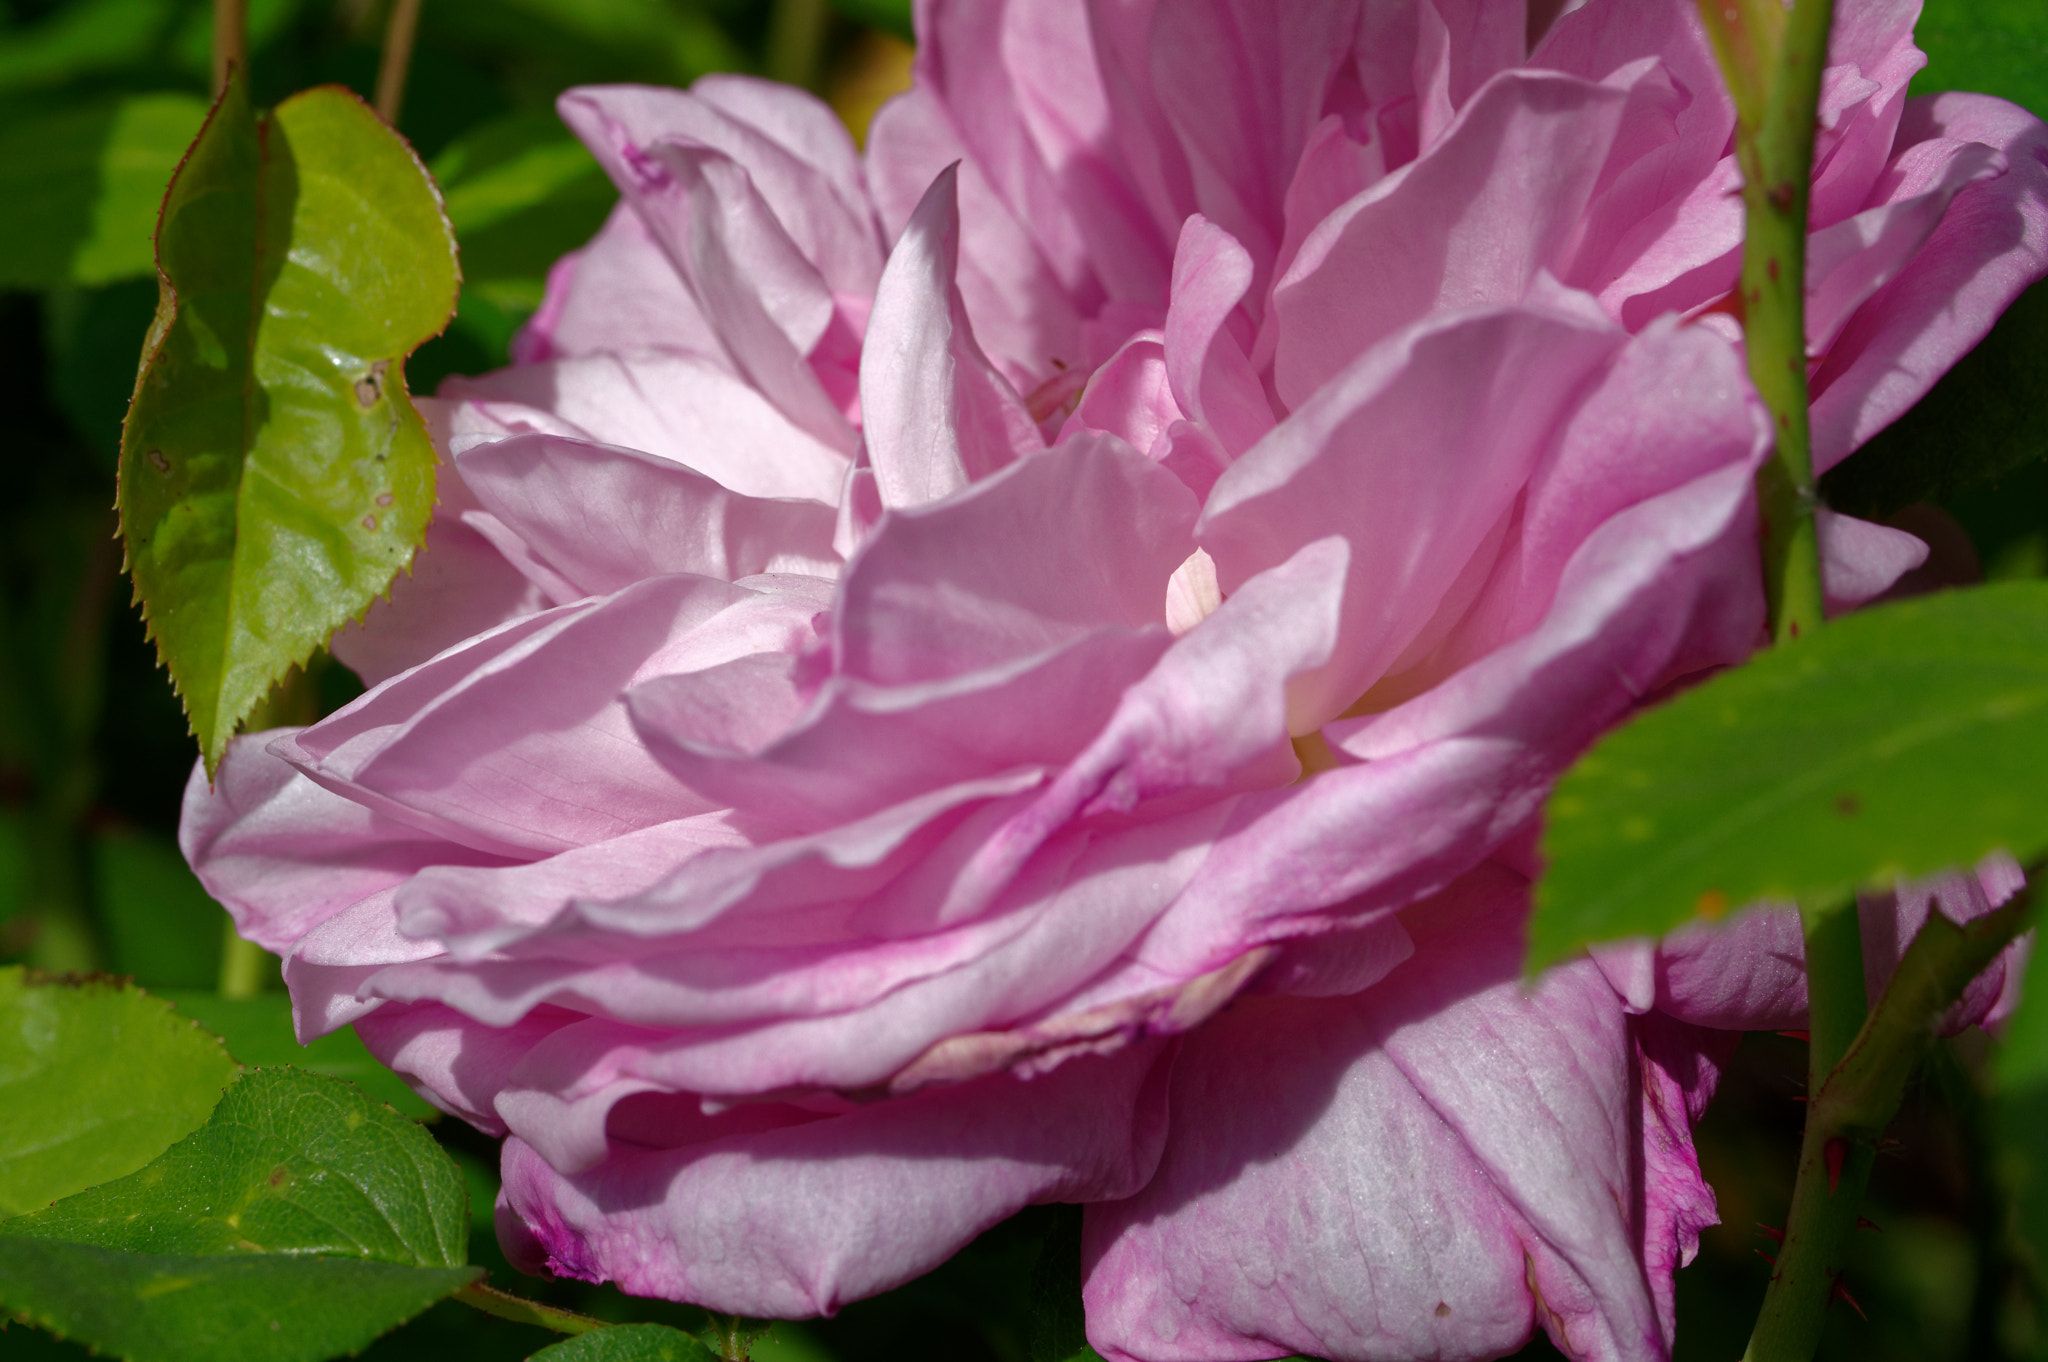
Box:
[1756,1224,1784,1243]
[1831,1278,1868,1320]
[1755,1249,1777,1266]
[1824,1137,1848,1195]
[1857,1217,1882,1234]
[1776,1030,1809,1041]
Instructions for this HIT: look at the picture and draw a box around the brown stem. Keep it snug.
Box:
[212,0,246,98]
[374,0,424,126]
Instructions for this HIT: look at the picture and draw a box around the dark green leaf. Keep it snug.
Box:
[0,93,208,289]
[430,110,613,275]
[1531,582,2048,970]
[162,992,439,1120]
[45,280,164,466]
[1912,0,2048,118]
[826,0,914,43]
[2,1067,466,1265]
[0,1235,474,1362]
[526,1323,721,1362]
[0,0,178,93]
[118,72,457,773]
[0,967,236,1218]
[1820,281,2048,519]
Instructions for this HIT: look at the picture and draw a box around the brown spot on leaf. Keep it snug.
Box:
[1834,793,1861,817]
[1694,889,1729,920]
[362,514,378,531]
[147,449,170,472]
[354,359,391,408]
[375,492,394,507]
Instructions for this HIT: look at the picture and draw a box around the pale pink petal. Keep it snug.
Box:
[1083,868,1718,1362]
[1171,457,1761,957]
[1269,70,1636,406]
[444,352,849,504]
[496,1040,1169,1318]
[180,734,499,955]
[1817,509,1929,612]
[457,433,839,593]
[1163,217,1273,457]
[511,201,722,366]
[864,85,1087,391]
[835,432,1197,684]
[1206,301,1626,727]
[559,87,859,453]
[861,163,1042,510]
[1060,331,1184,457]
[283,578,814,858]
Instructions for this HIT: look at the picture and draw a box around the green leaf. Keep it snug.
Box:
[118,72,457,774]
[526,1323,722,1362]
[1530,581,2048,970]
[0,968,236,1218]
[1912,0,2048,118]
[161,992,439,1120]
[431,110,614,273]
[0,0,178,93]
[1819,280,2048,519]
[0,1068,477,1362]
[0,92,208,289]
[2,1067,467,1265]
[0,1236,474,1362]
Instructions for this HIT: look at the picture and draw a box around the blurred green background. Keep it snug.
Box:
[0,0,2044,1357]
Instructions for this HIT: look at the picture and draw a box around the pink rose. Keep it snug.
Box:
[182,2,2047,1358]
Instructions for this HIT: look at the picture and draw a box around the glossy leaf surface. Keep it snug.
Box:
[1531,582,2048,969]
[0,1237,474,1362]
[1,1067,467,1264]
[0,1067,476,1362]
[0,968,236,1217]
[118,72,456,773]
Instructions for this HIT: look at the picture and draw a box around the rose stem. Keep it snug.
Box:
[1745,885,2036,1360]
[374,0,424,126]
[212,0,245,98]
[1696,0,1831,647]
[452,1281,607,1334]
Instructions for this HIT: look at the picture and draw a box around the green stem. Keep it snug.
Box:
[373,0,424,125]
[452,1281,606,1335]
[1698,0,1833,644]
[218,925,269,999]
[1745,886,2036,1360]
